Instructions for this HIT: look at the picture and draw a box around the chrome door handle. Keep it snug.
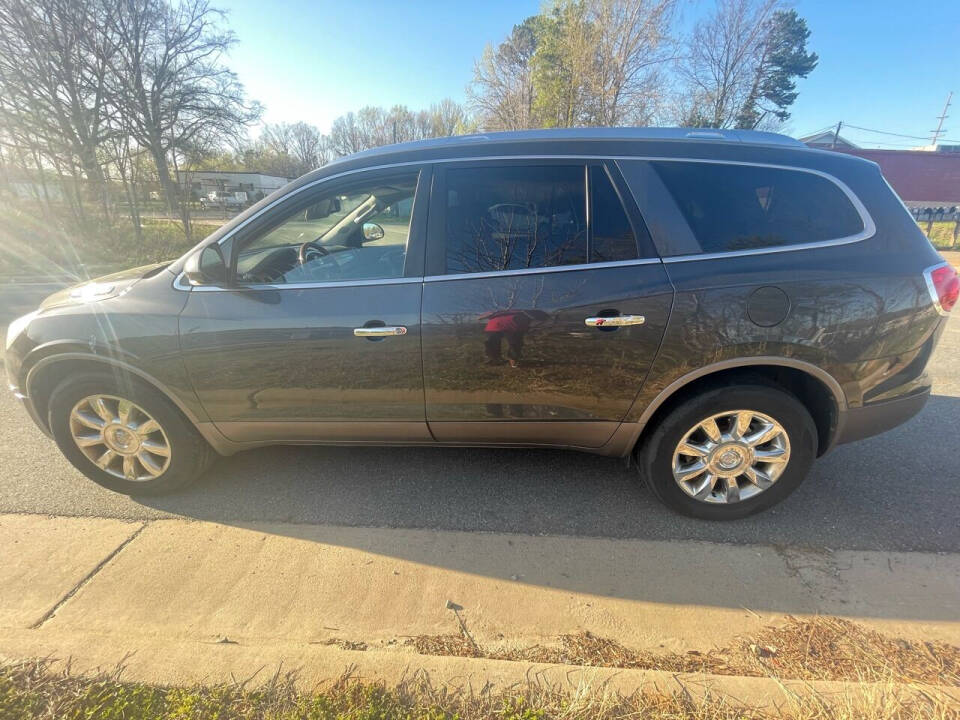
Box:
[353,326,408,337]
[585,315,645,327]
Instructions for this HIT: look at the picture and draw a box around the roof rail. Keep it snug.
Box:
[325,126,806,167]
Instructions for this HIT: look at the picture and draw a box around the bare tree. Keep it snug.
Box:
[469,1,676,130]
[330,105,394,155]
[328,110,369,156]
[289,122,330,169]
[428,98,472,136]
[585,0,677,125]
[674,0,815,129]
[327,101,472,157]
[253,121,329,177]
[0,0,117,213]
[676,0,777,128]
[101,131,146,244]
[104,0,261,234]
[468,17,539,130]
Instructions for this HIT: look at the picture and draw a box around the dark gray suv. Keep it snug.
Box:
[6,128,957,519]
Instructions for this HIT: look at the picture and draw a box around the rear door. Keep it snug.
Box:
[179,166,431,444]
[421,160,674,447]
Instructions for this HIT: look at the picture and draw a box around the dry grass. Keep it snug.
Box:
[1,657,957,720]
[408,616,960,687]
[920,221,960,250]
[313,637,370,651]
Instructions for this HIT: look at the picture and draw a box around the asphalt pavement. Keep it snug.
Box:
[1,296,958,553]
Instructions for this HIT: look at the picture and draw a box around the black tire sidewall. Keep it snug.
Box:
[48,372,208,495]
[640,385,818,520]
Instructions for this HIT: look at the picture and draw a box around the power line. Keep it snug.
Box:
[798,124,836,139]
[843,124,931,140]
[859,140,925,148]
[839,122,960,145]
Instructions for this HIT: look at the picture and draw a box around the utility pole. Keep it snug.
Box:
[831,121,842,149]
[930,92,953,147]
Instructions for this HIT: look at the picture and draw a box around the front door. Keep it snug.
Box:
[179,166,431,443]
[421,161,674,448]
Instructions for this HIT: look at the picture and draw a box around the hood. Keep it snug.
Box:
[39,261,170,310]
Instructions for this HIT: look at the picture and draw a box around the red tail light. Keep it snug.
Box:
[924,262,959,315]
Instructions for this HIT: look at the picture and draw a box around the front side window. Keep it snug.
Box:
[444,165,587,274]
[651,161,865,255]
[235,171,418,284]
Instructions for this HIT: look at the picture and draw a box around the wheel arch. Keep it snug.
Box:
[629,357,846,459]
[25,353,208,437]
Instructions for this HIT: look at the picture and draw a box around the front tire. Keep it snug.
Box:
[48,372,213,495]
[637,385,817,520]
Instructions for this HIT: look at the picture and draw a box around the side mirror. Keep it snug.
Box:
[184,244,228,286]
[362,222,385,242]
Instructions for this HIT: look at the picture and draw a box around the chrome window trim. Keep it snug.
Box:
[185,276,424,292]
[181,257,664,290]
[174,153,875,291]
[423,257,661,283]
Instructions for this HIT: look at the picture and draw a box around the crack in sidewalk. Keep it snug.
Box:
[30,522,148,629]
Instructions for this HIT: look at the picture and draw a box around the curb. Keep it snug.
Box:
[1,628,957,710]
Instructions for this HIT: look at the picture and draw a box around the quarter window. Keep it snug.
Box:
[651,162,865,255]
[443,165,587,274]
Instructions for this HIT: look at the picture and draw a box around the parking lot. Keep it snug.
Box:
[1,305,958,554]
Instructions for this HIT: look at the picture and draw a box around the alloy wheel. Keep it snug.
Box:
[69,394,171,482]
[671,409,790,504]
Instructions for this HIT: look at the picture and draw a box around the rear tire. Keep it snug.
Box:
[48,372,213,496]
[636,385,817,520]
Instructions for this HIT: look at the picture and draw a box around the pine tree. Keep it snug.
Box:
[735,10,818,129]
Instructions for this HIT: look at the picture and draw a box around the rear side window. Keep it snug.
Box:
[444,166,586,274]
[651,161,865,255]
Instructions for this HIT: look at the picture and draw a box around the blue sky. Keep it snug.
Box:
[223,0,960,148]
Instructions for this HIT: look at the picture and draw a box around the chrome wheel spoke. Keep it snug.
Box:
[95,449,117,470]
[677,441,710,458]
[118,399,135,426]
[732,412,752,440]
[699,418,722,443]
[137,419,161,437]
[675,460,707,483]
[122,455,137,480]
[692,472,718,500]
[71,409,105,431]
[141,440,170,457]
[91,397,115,423]
[755,448,788,464]
[725,477,741,503]
[137,451,164,476]
[743,466,773,490]
[744,421,779,447]
[74,434,104,448]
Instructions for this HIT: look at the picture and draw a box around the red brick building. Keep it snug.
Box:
[820,148,960,207]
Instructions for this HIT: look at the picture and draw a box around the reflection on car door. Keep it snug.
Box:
[421,161,673,448]
[178,167,432,444]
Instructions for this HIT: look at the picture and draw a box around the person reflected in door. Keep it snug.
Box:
[480,309,547,368]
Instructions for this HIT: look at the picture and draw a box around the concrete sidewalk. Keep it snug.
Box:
[1,512,958,692]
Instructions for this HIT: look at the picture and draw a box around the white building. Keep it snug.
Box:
[179,170,290,202]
